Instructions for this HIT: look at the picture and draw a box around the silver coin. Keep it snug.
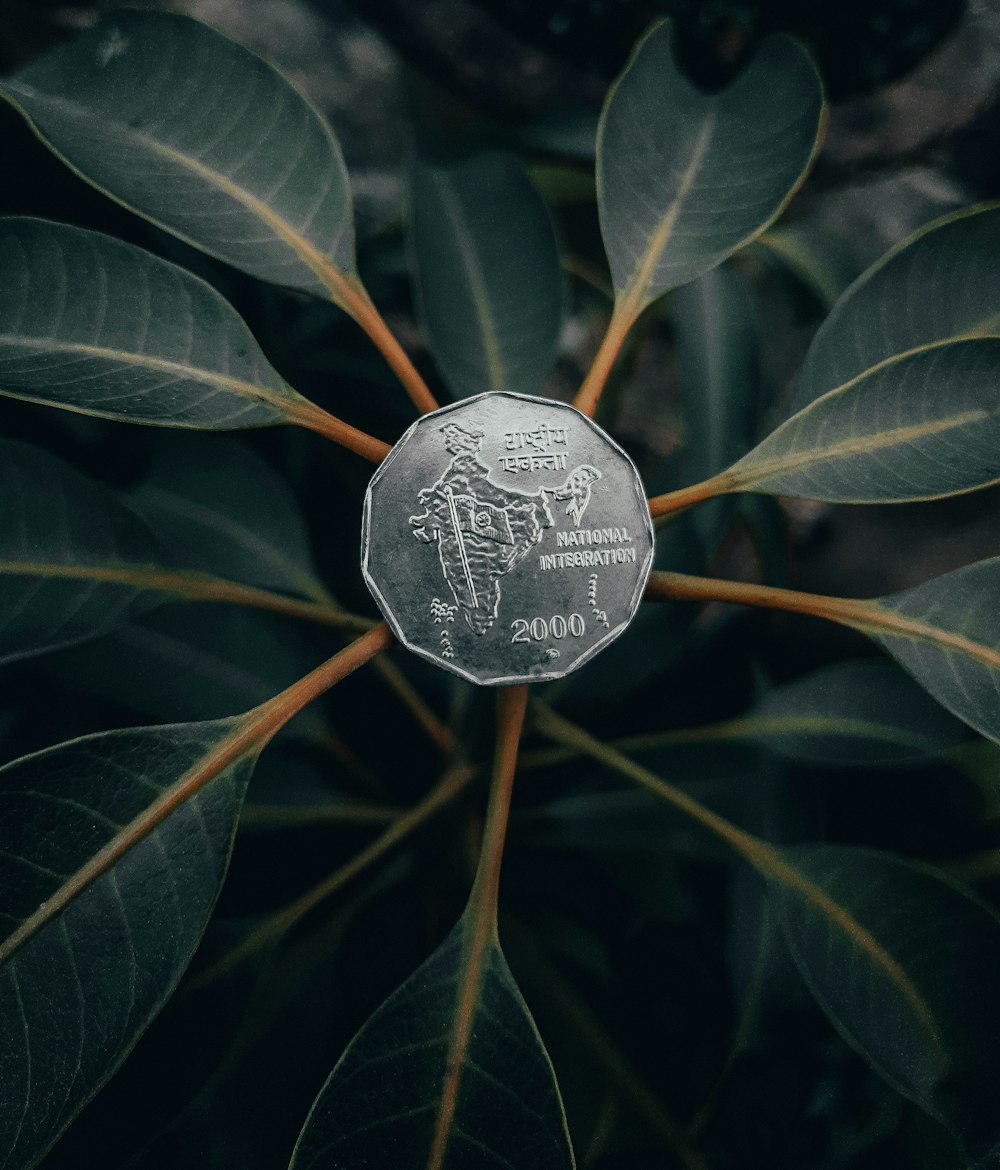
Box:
[361,391,654,685]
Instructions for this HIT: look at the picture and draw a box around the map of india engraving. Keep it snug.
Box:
[362,392,654,685]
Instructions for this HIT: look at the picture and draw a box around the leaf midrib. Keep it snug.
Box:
[0,718,256,966]
[533,705,950,1077]
[0,333,296,417]
[2,81,352,301]
[729,406,991,492]
[432,175,505,393]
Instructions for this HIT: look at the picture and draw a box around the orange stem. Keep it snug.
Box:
[291,400,392,461]
[573,302,638,417]
[336,276,440,415]
[644,570,876,629]
[647,472,735,518]
[470,685,530,917]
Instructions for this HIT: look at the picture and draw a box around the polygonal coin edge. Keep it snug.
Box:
[360,391,655,685]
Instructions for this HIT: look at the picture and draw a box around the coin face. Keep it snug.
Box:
[362,391,654,685]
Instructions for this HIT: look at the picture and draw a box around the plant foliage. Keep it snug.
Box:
[1,8,999,1170]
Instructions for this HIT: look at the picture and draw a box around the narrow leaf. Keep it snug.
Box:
[746,660,967,766]
[796,204,1000,409]
[719,337,1000,502]
[0,218,314,429]
[598,20,823,315]
[129,438,326,600]
[410,153,564,399]
[774,844,1000,1133]
[1,12,356,300]
[0,439,168,663]
[0,718,258,1170]
[289,909,575,1170]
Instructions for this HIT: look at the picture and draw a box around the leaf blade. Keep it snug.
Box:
[1,12,356,300]
[796,203,1000,410]
[410,153,564,400]
[597,21,824,315]
[721,337,1000,503]
[289,910,575,1170]
[0,718,257,1170]
[0,218,315,430]
[774,844,1000,1133]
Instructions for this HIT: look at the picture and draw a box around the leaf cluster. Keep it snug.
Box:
[1,9,999,1170]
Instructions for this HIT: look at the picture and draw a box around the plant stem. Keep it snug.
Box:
[647,471,735,518]
[643,569,878,629]
[286,400,392,462]
[335,275,440,415]
[573,302,632,418]
[189,761,476,990]
[0,626,393,967]
[469,685,530,922]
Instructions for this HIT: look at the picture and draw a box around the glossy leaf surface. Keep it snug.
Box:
[0,719,256,1170]
[672,264,760,547]
[1,12,355,299]
[774,845,1000,1132]
[410,153,564,399]
[748,659,967,766]
[0,439,167,663]
[290,911,575,1170]
[0,218,312,429]
[863,558,1000,745]
[597,20,823,314]
[722,337,1000,502]
[796,204,1000,409]
[129,438,326,598]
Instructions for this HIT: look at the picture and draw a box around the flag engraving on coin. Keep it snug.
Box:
[362,392,654,685]
[410,422,606,636]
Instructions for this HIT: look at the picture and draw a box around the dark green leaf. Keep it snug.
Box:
[597,20,823,315]
[1,12,355,300]
[754,220,859,310]
[747,660,967,766]
[289,909,575,1170]
[129,438,326,599]
[720,337,1000,502]
[0,218,313,429]
[0,439,167,663]
[796,204,1000,409]
[0,719,257,1170]
[410,153,564,399]
[672,264,760,548]
[43,607,324,737]
[774,844,1000,1133]
[860,558,1000,745]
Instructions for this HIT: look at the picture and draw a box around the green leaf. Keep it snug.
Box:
[747,660,967,766]
[43,607,324,733]
[858,558,1000,746]
[0,718,257,1170]
[129,438,326,599]
[672,264,761,549]
[597,20,823,316]
[0,439,168,664]
[753,220,859,310]
[0,218,315,429]
[774,844,1000,1134]
[1,12,355,300]
[796,204,1000,410]
[719,337,1000,502]
[409,153,564,399]
[289,909,575,1170]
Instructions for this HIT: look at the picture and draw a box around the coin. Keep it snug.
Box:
[361,391,654,685]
